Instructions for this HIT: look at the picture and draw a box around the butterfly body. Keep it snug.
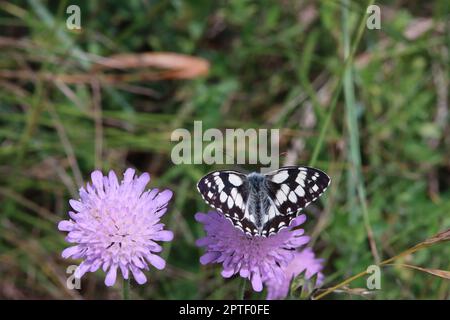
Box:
[246,172,272,234]
[197,166,330,237]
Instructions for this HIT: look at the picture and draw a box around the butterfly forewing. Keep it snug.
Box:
[263,166,331,234]
[197,171,250,232]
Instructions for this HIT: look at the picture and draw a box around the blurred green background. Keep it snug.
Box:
[0,0,449,299]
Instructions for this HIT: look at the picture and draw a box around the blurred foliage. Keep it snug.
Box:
[0,0,449,299]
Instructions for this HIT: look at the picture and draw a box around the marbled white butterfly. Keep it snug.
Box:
[197,166,331,237]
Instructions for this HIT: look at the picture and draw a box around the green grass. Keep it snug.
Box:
[0,0,449,299]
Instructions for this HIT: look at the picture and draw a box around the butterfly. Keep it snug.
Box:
[196,166,331,237]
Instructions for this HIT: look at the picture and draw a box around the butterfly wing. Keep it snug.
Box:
[197,170,253,233]
[263,166,331,235]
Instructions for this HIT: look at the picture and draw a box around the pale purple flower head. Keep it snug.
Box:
[195,211,310,292]
[58,168,174,286]
[266,247,324,300]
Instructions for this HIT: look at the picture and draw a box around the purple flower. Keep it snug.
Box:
[266,247,324,300]
[58,168,174,286]
[195,211,310,292]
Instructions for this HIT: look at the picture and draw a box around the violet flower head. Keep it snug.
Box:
[58,168,174,286]
[266,247,324,300]
[195,211,310,292]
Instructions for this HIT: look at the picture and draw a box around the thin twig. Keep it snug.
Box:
[47,103,84,187]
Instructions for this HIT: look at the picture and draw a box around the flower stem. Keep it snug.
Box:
[123,278,130,300]
[239,278,246,300]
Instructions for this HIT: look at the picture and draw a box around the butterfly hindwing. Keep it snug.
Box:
[197,171,250,232]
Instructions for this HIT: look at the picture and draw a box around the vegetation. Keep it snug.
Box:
[0,0,449,299]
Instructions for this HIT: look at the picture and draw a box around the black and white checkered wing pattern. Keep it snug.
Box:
[263,166,331,234]
[197,171,251,232]
[197,167,331,237]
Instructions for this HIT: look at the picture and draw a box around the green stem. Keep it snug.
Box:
[309,0,375,167]
[341,0,380,264]
[123,278,130,300]
[239,278,247,300]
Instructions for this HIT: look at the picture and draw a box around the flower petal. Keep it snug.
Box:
[194,213,208,223]
[120,263,129,279]
[69,200,83,212]
[131,267,147,285]
[221,268,235,278]
[156,189,173,204]
[105,265,118,287]
[108,170,119,189]
[135,173,150,194]
[146,254,166,270]
[153,230,173,242]
[200,252,220,265]
[251,272,263,292]
[123,168,135,183]
[58,220,73,231]
[75,261,91,279]
[91,170,104,190]
[61,245,80,258]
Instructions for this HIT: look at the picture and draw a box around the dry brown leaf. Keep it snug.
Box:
[0,50,209,84]
[92,52,210,79]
